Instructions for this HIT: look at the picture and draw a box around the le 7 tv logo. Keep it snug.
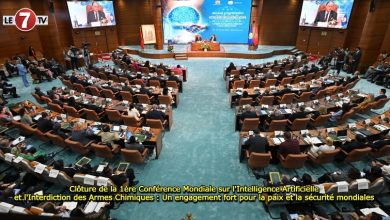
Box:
[3,8,48,31]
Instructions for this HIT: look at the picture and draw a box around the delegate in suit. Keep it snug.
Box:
[314,1,338,23]
[87,2,106,24]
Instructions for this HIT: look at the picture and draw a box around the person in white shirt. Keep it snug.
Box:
[308,137,335,159]
[127,103,141,121]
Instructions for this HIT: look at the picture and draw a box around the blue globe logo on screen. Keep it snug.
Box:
[168,6,200,24]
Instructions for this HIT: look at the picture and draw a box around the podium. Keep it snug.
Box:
[191,42,221,51]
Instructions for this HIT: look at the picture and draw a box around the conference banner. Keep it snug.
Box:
[162,0,252,44]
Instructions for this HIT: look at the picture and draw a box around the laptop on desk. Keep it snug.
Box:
[337,129,348,141]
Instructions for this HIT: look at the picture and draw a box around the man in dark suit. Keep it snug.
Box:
[335,134,367,161]
[240,106,258,121]
[352,47,362,72]
[300,65,310,75]
[37,112,54,133]
[244,129,269,153]
[34,87,46,97]
[167,71,180,83]
[87,1,106,25]
[288,105,307,122]
[139,84,152,96]
[309,64,320,73]
[374,88,387,101]
[146,105,165,122]
[314,1,338,23]
[275,84,292,97]
[278,132,300,157]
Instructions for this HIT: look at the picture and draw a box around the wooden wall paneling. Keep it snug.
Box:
[115,0,154,46]
[250,0,263,45]
[259,0,302,45]
[295,27,311,52]
[53,0,74,50]
[343,0,370,49]
[358,0,390,70]
[0,0,43,60]
[380,22,390,52]
[153,0,163,49]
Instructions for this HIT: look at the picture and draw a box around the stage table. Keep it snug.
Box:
[191,42,220,51]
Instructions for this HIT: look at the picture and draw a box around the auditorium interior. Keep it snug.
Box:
[0,0,390,219]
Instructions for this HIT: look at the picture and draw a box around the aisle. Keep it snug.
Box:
[111,56,287,220]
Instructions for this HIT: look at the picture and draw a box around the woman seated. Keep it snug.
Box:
[0,105,13,123]
[308,137,335,159]
[37,62,54,80]
[126,103,141,122]
[20,108,33,125]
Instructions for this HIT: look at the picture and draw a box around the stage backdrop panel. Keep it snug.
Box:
[162,0,251,44]
[299,0,355,29]
[142,24,157,44]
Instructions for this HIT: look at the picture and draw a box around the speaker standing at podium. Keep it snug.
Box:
[210,34,217,42]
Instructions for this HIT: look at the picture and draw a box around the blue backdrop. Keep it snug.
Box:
[162,0,252,44]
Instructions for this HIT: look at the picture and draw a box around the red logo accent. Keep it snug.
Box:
[14,8,37,31]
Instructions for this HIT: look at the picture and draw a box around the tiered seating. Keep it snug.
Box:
[9,101,163,160]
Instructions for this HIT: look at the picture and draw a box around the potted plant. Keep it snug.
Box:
[200,42,210,51]
[181,212,195,220]
[168,45,174,52]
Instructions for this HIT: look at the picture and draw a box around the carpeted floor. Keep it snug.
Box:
[3,55,390,220]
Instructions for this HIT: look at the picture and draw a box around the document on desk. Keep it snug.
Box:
[335,101,343,108]
[97,177,109,186]
[13,115,21,121]
[0,202,13,213]
[34,163,46,174]
[260,110,268,115]
[304,137,312,145]
[13,156,23,164]
[84,174,96,186]
[34,114,42,121]
[95,202,106,213]
[63,201,78,211]
[84,201,98,214]
[310,137,322,144]
[305,107,314,112]
[360,207,389,217]
[284,109,292,114]
[272,138,282,145]
[49,169,59,178]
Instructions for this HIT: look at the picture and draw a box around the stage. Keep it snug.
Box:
[119,44,297,59]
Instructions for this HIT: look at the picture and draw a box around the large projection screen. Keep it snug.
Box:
[162,0,252,44]
[67,1,116,29]
[299,0,355,29]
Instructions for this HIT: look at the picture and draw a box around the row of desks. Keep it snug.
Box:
[238,110,390,162]
[234,91,365,131]
[56,88,174,131]
[10,101,164,159]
